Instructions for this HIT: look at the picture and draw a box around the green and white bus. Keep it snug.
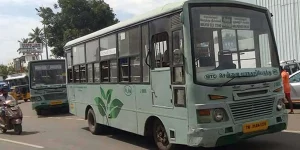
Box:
[64,0,287,149]
[28,59,68,115]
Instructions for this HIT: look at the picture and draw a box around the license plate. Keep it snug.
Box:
[242,120,268,134]
[50,100,63,105]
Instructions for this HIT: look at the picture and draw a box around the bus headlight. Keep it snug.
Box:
[277,99,284,111]
[31,96,42,102]
[213,109,225,122]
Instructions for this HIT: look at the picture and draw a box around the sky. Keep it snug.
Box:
[0,0,255,65]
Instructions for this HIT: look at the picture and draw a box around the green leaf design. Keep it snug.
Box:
[94,97,106,117]
[100,87,107,100]
[108,99,124,119]
[106,89,113,105]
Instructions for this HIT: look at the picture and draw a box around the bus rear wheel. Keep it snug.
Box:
[153,119,174,150]
[87,109,101,135]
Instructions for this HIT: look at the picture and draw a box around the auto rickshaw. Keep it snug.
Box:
[9,86,23,103]
[18,85,30,102]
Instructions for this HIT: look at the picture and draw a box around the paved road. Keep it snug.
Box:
[0,101,299,150]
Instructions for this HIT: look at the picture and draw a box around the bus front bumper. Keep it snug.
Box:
[187,113,288,148]
[34,103,69,110]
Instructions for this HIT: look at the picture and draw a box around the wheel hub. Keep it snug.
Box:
[156,125,168,145]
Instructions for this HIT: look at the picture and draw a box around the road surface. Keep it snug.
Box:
[0,101,299,150]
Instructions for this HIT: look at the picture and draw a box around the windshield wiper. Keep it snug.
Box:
[218,75,257,87]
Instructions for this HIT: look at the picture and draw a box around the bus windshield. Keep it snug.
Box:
[190,6,280,85]
[30,61,66,88]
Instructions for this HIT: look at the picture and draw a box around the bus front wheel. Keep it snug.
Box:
[87,109,101,135]
[36,109,42,116]
[153,119,175,150]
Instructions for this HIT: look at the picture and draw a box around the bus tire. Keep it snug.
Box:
[87,108,101,135]
[153,119,175,150]
[36,109,42,116]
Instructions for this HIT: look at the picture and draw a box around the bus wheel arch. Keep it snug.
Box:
[85,105,92,120]
[144,116,159,137]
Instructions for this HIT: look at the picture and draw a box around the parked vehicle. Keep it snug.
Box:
[280,59,300,75]
[0,99,23,135]
[289,70,300,105]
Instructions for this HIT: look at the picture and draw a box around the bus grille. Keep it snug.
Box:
[43,93,67,100]
[229,98,275,122]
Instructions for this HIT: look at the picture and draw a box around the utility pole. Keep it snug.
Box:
[36,8,48,60]
[44,24,48,60]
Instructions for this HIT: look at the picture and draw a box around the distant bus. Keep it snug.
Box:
[5,73,30,102]
[64,0,287,149]
[5,73,28,88]
[28,59,68,115]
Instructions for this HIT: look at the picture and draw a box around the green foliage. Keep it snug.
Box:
[0,65,17,79]
[94,87,123,119]
[18,38,30,43]
[36,0,119,57]
[28,27,45,44]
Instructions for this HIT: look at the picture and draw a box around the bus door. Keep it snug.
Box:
[150,32,173,108]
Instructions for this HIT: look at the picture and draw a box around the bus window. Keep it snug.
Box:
[101,61,109,82]
[142,24,150,82]
[152,32,169,68]
[110,60,118,83]
[94,63,100,83]
[172,29,184,83]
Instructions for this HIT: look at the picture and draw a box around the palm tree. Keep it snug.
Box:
[28,27,45,60]
[17,38,31,55]
[18,38,30,43]
[28,27,44,44]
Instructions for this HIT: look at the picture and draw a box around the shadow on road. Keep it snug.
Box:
[37,112,74,118]
[81,126,300,150]
[4,131,40,136]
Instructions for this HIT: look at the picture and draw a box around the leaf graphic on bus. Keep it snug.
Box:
[94,97,106,117]
[100,87,107,100]
[108,99,123,119]
[106,89,113,105]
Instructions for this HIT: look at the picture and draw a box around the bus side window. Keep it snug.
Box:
[152,32,169,68]
[142,24,150,82]
[118,26,141,83]
[66,51,73,83]
[172,29,184,83]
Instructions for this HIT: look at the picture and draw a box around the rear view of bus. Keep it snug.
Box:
[29,60,68,115]
[185,0,287,147]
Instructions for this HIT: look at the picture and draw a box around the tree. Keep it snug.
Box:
[36,0,119,57]
[28,27,44,44]
[18,38,30,43]
[0,65,17,79]
[17,38,32,55]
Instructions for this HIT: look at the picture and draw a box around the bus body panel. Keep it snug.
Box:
[64,0,287,148]
[68,83,189,145]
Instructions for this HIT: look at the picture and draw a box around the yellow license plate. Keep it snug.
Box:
[243,120,268,134]
[50,100,63,105]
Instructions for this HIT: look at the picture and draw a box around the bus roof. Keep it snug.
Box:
[28,59,65,64]
[5,74,27,81]
[64,0,267,49]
